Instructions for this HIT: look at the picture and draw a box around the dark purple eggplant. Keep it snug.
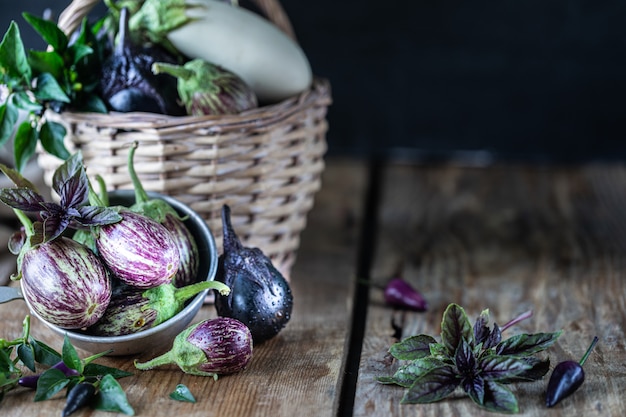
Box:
[62,382,97,417]
[87,280,230,336]
[95,210,180,288]
[134,317,253,377]
[126,142,199,288]
[18,361,80,389]
[152,59,258,116]
[214,205,293,344]
[546,336,599,407]
[100,7,185,115]
[384,277,427,311]
[20,237,112,329]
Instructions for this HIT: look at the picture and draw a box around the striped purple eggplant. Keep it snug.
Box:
[162,213,199,288]
[20,237,112,329]
[95,211,180,288]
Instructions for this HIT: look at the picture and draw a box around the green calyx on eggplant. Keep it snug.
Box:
[100,7,185,115]
[214,205,293,344]
[152,59,258,115]
[88,279,230,336]
[126,142,200,287]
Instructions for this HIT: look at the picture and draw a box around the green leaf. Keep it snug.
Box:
[380,357,448,388]
[27,50,65,80]
[33,73,71,103]
[0,21,31,86]
[93,374,135,415]
[33,368,70,401]
[401,365,459,404]
[11,91,43,112]
[69,43,94,65]
[17,343,36,372]
[22,13,68,53]
[495,330,562,357]
[479,354,533,381]
[83,363,133,379]
[31,339,63,367]
[440,303,473,357]
[62,334,83,374]
[80,94,108,113]
[169,384,196,403]
[40,121,70,160]
[13,120,37,173]
[0,102,19,148]
[389,334,437,360]
[481,380,519,413]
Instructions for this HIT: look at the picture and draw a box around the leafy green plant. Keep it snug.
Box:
[0,13,108,172]
[378,303,562,413]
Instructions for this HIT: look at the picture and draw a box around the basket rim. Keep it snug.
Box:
[49,78,331,130]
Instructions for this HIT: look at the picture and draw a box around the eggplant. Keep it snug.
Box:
[18,361,80,389]
[87,280,230,336]
[20,237,112,329]
[214,205,293,344]
[100,7,185,115]
[152,59,258,115]
[134,317,253,378]
[95,210,180,288]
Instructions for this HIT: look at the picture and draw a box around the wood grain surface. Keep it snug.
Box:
[354,162,626,416]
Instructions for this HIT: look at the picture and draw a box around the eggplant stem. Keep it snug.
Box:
[173,280,230,303]
[501,309,533,332]
[13,208,34,237]
[579,336,599,366]
[134,351,175,370]
[127,141,150,205]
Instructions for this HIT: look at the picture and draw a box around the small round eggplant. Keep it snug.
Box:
[134,317,253,378]
[87,280,230,336]
[95,211,180,288]
[20,237,112,329]
[214,205,293,344]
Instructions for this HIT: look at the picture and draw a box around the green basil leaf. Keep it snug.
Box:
[40,121,70,160]
[33,73,70,103]
[0,21,31,86]
[93,374,135,415]
[481,380,519,413]
[83,363,133,379]
[495,330,562,357]
[27,50,65,80]
[22,13,68,53]
[479,354,533,381]
[440,303,473,357]
[30,339,63,367]
[17,343,36,372]
[401,365,459,404]
[13,120,37,173]
[169,384,196,403]
[33,368,70,401]
[0,102,19,148]
[389,334,437,360]
[61,334,83,374]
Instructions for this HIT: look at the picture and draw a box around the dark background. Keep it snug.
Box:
[3,1,626,162]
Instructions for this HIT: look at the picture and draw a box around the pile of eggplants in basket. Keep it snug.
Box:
[0,143,294,378]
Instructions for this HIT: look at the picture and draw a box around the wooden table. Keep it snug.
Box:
[2,157,626,416]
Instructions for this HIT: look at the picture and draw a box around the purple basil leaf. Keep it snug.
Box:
[455,339,476,376]
[57,167,89,209]
[381,357,448,388]
[495,331,562,356]
[42,214,71,243]
[0,188,46,211]
[441,303,473,357]
[484,323,502,349]
[401,365,459,404]
[479,354,533,381]
[52,152,84,195]
[0,163,40,191]
[8,228,26,254]
[481,380,519,413]
[473,309,491,346]
[389,334,438,361]
[463,375,485,405]
[75,205,122,226]
[497,357,550,383]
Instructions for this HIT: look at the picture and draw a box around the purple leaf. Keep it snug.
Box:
[51,152,83,195]
[482,381,519,413]
[389,334,437,361]
[440,303,473,357]
[463,375,485,405]
[479,355,533,381]
[484,323,502,349]
[473,309,491,345]
[455,339,476,376]
[402,365,459,404]
[0,188,46,211]
[75,206,122,226]
[42,214,71,243]
[0,163,40,191]
[495,331,563,356]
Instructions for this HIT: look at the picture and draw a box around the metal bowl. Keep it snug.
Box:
[23,190,218,356]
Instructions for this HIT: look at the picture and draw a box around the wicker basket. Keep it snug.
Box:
[37,0,331,279]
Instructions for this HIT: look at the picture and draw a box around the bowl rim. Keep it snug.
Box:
[23,190,218,345]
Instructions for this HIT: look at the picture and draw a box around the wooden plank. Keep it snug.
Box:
[355,162,626,416]
[0,157,368,417]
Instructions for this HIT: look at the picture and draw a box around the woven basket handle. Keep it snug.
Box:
[57,0,296,39]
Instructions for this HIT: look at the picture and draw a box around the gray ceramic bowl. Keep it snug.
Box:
[22,190,218,356]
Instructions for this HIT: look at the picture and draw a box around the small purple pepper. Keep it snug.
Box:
[134,317,253,379]
[18,361,80,389]
[383,277,427,312]
[62,382,96,417]
[546,336,599,407]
